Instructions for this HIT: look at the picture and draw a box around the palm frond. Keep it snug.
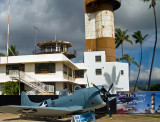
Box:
[120,54,130,63]
[120,54,138,68]
[143,34,149,40]
[8,45,19,56]
[141,0,156,8]
[132,61,139,68]
[116,41,122,48]
[132,30,148,44]
[125,38,133,45]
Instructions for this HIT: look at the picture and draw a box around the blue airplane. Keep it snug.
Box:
[0,83,115,120]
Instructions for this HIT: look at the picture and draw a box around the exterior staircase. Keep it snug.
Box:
[9,70,54,95]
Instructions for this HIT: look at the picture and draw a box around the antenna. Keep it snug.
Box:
[6,0,10,63]
[33,25,39,54]
[55,31,56,41]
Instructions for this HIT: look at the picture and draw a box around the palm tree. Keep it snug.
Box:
[132,31,148,91]
[141,0,157,90]
[115,28,133,57]
[8,45,19,56]
[120,54,139,81]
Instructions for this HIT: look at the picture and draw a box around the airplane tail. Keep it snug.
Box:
[21,92,39,106]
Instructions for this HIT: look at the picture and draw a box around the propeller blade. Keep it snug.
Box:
[108,83,114,92]
[91,83,101,91]
[91,83,113,119]
[92,83,108,96]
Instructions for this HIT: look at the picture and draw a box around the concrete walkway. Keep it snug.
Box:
[0,113,160,122]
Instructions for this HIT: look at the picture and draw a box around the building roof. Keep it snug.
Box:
[85,0,121,11]
[75,63,87,70]
[36,51,76,59]
[0,54,79,69]
[37,40,72,47]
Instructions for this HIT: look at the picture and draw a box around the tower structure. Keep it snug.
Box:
[151,93,156,113]
[84,0,121,62]
[36,40,76,59]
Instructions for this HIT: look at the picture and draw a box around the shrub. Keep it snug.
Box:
[1,81,20,95]
[150,84,160,91]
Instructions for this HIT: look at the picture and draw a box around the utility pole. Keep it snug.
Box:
[33,26,39,54]
[6,0,11,63]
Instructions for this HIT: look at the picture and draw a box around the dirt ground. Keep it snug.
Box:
[0,113,160,122]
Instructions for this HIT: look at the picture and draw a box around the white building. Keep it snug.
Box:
[0,53,87,95]
[84,51,129,94]
[0,40,129,95]
[0,0,130,95]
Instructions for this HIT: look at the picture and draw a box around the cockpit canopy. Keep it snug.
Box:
[59,85,82,98]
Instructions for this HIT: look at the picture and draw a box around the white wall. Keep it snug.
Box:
[0,65,12,82]
[0,54,79,84]
[84,51,129,94]
[0,62,73,83]
[74,63,87,85]
[0,52,129,95]
[24,63,65,82]
[0,62,77,95]
[55,82,64,95]
[0,54,69,64]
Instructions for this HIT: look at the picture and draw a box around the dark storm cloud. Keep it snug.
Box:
[44,0,85,53]
[0,0,85,56]
[115,0,160,30]
[114,0,160,52]
[0,0,159,60]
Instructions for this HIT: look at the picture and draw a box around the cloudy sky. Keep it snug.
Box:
[0,0,160,81]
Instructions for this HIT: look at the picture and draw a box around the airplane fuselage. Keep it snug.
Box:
[53,86,106,111]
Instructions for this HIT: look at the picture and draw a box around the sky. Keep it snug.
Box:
[0,0,160,82]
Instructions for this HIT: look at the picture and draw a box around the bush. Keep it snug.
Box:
[1,81,20,95]
[150,84,160,91]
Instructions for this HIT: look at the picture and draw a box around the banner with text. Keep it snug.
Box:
[117,91,160,114]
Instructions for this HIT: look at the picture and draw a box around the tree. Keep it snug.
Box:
[0,52,5,56]
[150,84,160,91]
[1,81,20,95]
[120,54,139,80]
[8,45,19,56]
[141,0,158,90]
[132,31,148,91]
[115,28,133,57]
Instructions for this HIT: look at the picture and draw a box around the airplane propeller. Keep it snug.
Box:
[91,83,114,120]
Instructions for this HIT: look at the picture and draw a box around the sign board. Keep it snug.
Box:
[73,112,96,122]
[117,91,160,114]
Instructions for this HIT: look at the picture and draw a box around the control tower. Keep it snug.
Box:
[84,0,121,62]
[36,40,76,59]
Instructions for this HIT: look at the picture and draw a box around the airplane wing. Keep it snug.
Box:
[0,105,83,117]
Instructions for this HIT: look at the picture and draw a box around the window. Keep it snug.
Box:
[95,56,101,62]
[121,70,124,75]
[64,83,68,89]
[96,69,102,75]
[75,70,84,78]
[6,65,19,75]
[35,63,55,74]
[57,43,61,51]
[68,68,72,77]
[63,64,67,75]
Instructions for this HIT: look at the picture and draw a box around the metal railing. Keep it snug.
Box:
[9,70,54,94]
